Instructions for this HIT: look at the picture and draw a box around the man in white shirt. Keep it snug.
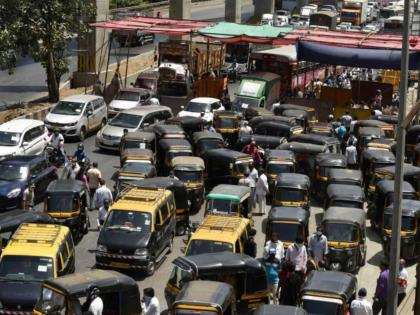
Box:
[141,287,160,315]
[398,259,408,305]
[308,226,328,263]
[350,288,373,315]
[345,140,358,169]
[263,232,284,262]
[94,179,113,227]
[239,121,253,136]
[86,287,103,315]
[248,163,258,210]
[285,236,307,273]
[256,169,269,215]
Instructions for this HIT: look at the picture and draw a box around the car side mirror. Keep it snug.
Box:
[143,123,150,127]
[22,141,29,147]
[87,110,93,117]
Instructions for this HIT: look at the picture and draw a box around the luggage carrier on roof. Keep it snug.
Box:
[198,216,244,232]
[10,223,61,246]
[118,186,166,204]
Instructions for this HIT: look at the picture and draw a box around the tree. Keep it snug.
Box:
[0,0,95,102]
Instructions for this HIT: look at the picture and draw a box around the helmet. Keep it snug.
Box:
[149,98,160,105]
[78,143,84,151]
[87,286,100,299]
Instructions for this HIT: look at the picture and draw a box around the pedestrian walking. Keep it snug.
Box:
[264,248,281,304]
[285,236,307,273]
[239,121,253,136]
[22,182,35,211]
[141,287,160,315]
[373,260,390,315]
[346,140,358,169]
[94,179,113,227]
[248,163,258,210]
[335,123,347,141]
[263,232,284,262]
[281,262,304,306]
[242,139,262,168]
[87,162,102,201]
[256,169,268,215]
[398,259,408,306]
[351,288,373,315]
[308,226,328,263]
[75,167,90,193]
[341,111,352,131]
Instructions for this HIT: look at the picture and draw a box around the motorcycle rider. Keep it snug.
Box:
[148,97,160,105]
[73,143,87,163]
[49,129,65,159]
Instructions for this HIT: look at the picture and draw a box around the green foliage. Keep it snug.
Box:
[0,0,95,101]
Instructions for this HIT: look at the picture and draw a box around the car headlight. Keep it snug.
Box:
[96,244,107,252]
[7,188,21,199]
[66,122,77,127]
[134,248,148,257]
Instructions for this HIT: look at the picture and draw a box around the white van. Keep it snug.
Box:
[44,95,107,140]
[261,14,274,26]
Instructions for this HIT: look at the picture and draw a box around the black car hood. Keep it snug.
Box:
[0,180,23,196]
[0,280,41,311]
[98,229,151,251]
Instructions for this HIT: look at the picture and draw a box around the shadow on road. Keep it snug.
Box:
[0,85,47,92]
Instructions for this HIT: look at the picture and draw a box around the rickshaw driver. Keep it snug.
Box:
[50,129,65,158]
[82,286,103,315]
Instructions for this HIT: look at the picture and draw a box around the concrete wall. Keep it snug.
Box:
[169,0,191,19]
[225,0,242,23]
[255,0,275,18]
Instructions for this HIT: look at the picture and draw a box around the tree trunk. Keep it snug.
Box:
[46,48,60,102]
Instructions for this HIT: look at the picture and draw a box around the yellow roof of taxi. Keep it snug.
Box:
[2,223,70,257]
[190,215,250,243]
[112,187,171,213]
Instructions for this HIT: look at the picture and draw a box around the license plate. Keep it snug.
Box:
[102,139,115,146]
[110,262,130,269]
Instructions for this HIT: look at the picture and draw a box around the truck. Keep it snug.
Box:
[341,0,369,26]
[298,5,318,26]
[232,72,281,112]
[309,11,338,30]
[157,40,225,97]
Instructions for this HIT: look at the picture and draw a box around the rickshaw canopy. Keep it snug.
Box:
[252,305,308,315]
[153,124,186,137]
[282,109,307,120]
[171,156,205,171]
[121,148,154,161]
[322,207,366,227]
[327,169,363,186]
[268,206,309,223]
[46,179,86,195]
[362,149,395,164]
[372,115,398,125]
[207,184,250,203]
[166,116,205,133]
[235,135,287,150]
[158,138,192,150]
[265,149,295,162]
[122,131,155,142]
[278,142,329,154]
[289,134,340,148]
[193,130,224,143]
[0,210,52,233]
[375,163,420,178]
[203,148,251,163]
[249,115,297,129]
[406,125,420,145]
[315,153,347,168]
[326,184,365,203]
[376,180,415,196]
[385,199,420,217]
[358,126,383,139]
[276,173,310,190]
[214,110,241,119]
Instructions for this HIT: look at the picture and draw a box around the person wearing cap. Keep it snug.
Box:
[351,288,373,315]
[285,236,307,273]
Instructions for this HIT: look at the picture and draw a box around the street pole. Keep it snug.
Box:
[387,0,411,313]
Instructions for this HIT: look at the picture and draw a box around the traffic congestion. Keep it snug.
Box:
[0,0,418,314]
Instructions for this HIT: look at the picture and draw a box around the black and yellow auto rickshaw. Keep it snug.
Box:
[157,138,193,176]
[243,107,273,121]
[206,184,251,219]
[360,149,395,193]
[406,125,420,161]
[307,123,333,137]
[322,207,367,272]
[249,115,297,130]
[165,252,269,313]
[234,135,286,152]
[114,162,157,196]
[129,177,190,235]
[325,184,365,209]
[371,114,398,126]
[354,119,395,140]
[368,180,416,231]
[33,269,142,315]
[213,111,241,146]
[272,173,310,210]
[367,138,396,153]
[314,153,347,197]
[327,169,363,187]
[356,127,383,154]
[255,121,303,139]
[153,124,186,141]
[44,179,89,241]
[372,163,420,195]
[202,148,253,190]
[0,210,52,250]
[266,206,309,248]
[382,199,420,260]
[120,148,155,167]
[251,305,308,315]
[278,142,329,178]
[192,131,225,157]
[289,134,341,154]
[166,116,205,141]
[273,104,317,128]
[300,271,357,315]
[282,109,312,130]
[265,149,295,192]
[171,156,205,213]
[119,131,156,155]
[172,280,237,315]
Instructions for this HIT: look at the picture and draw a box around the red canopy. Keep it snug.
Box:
[92,16,213,36]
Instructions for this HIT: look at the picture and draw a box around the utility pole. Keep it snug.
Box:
[387,0,411,313]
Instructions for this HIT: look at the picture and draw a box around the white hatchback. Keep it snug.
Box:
[0,119,48,158]
[177,97,224,123]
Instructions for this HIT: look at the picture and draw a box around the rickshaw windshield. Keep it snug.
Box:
[34,287,66,313]
[47,194,76,212]
[206,199,236,215]
[235,161,250,175]
[0,256,54,281]
[197,140,224,153]
[383,129,394,138]
[319,166,341,177]
[275,188,304,202]
[302,298,341,315]
[324,223,358,242]
[271,222,301,242]
[384,214,415,232]
[175,310,218,315]
[168,151,192,160]
[123,141,148,150]
[187,240,233,256]
[267,163,293,174]
[331,200,363,208]
[168,265,193,287]
[174,170,202,182]
[214,118,239,129]
[104,210,151,232]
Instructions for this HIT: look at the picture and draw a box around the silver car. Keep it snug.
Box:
[96,105,173,151]
[108,88,152,118]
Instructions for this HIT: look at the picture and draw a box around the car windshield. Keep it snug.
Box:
[0,256,54,281]
[185,102,210,113]
[104,210,151,232]
[268,163,293,175]
[186,240,233,256]
[0,164,28,180]
[235,161,250,175]
[206,199,236,214]
[324,222,358,242]
[51,101,85,116]
[384,214,415,231]
[174,170,202,182]
[0,131,21,146]
[275,188,304,202]
[214,118,239,129]
[271,222,302,242]
[109,113,142,128]
[47,194,75,212]
[302,299,341,315]
[114,91,140,102]
[233,96,260,111]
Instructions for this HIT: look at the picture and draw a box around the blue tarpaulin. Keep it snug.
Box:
[297,41,420,70]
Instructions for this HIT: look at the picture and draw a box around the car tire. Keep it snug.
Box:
[146,257,156,276]
[79,127,86,141]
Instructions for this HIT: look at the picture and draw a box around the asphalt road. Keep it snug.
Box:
[0,2,255,105]
[57,129,416,312]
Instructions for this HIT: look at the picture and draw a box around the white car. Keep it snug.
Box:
[108,88,152,118]
[177,97,224,123]
[0,119,48,158]
[44,95,107,140]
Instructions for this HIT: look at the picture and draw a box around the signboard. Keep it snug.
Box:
[240,82,261,97]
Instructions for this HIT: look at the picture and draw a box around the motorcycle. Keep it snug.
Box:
[45,145,66,167]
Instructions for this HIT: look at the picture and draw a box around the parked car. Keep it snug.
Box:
[178,97,224,123]
[44,94,107,140]
[362,23,382,33]
[0,119,48,158]
[0,155,57,211]
[96,105,173,151]
[337,22,352,31]
[108,88,153,118]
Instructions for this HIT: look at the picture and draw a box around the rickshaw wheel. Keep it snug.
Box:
[176,223,187,236]
[361,252,366,266]
[146,258,156,276]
